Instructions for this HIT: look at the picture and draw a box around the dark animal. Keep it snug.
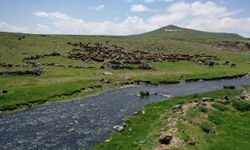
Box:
[224,61,229,65]
[231,63,236,67]
[208,62,214,67]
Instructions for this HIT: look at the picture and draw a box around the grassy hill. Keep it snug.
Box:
[139,25,244,41]
[0,26,250,112]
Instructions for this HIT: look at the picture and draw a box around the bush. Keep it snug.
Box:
[212,102,229,111]
[232,100,250,112]
[139,91,150,97]
[223,85,235,89]
[200,121,214,133]
[198,106,208,113]
[208,111,223,125]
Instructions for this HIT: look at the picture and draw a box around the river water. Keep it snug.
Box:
[1,77,250,150]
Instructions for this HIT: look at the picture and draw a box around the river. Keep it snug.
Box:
[1,77,250,149]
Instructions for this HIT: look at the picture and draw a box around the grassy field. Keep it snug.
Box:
[1,25,250,111]
[94,87,250,150]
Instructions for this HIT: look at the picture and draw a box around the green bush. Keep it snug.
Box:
[212,102,229,111]
[198,106,208,113]
[200,121,214,133]
[139,91,150,97]
[232,100,250,112]
[208,111,223,125]
[223,85,235,89]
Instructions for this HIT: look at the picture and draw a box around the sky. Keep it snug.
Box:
[0,0,250,37]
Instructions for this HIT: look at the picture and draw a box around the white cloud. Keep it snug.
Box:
[35,24,51,33]
[0,22,27,32]
[2,1,249,36]
[131,4,149,12]
[87,4,105,11]
[33,11,155,35]
[144,0,175,3]
[131,4,157,12]
[34,11,49,17]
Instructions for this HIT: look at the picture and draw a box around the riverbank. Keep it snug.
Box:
[94,86,250,150]
[1,69,249,113]
[1,77,250,149]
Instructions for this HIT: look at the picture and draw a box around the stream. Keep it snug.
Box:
[1,77,250,150]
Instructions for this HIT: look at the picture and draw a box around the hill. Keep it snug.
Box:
[139,25,244,41]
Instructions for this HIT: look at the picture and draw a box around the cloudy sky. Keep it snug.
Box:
[0,0,250,37]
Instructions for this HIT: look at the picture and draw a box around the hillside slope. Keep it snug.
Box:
[139,25,244,41]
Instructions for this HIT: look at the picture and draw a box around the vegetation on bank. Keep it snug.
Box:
[94,87,250,150]
[1,25,250,112]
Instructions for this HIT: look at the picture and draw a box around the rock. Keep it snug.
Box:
[159,133,172,144]
[172,104,182,111]
[113,125,124,132]
[123,123,128,128]
[96,78,104,81]
[223,95,229,100]
[188,140,196,145]
[103,80,110,83]
[68,128,75,132]
[216,99,229,105]
[103,72,113,76]
[132,111,139,115]
[139,63,153,70]
[239,95,248,100]
[138,91,150,97]
[202,97,214,102]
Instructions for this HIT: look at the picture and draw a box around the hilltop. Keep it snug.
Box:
[139,25,244,41]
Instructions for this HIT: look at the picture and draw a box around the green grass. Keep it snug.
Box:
[1,29,250,112]
[94,88,250,150]
[94,89,248,150]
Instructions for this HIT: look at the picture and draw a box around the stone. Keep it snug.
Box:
[103,72,113,76]
[216,99,229,105]
[159,133,172,144]
[139,63,153,70]
[202,97,214,102]
[223,95,229,100]
[113,125,124,132]
[172,104,182,111]
[132,111,139,115]
[239,95,247,100]
[96,78,104,81]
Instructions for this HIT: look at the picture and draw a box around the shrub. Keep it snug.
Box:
[208,111,223,125]
[139,91,150,97]
[223,85,235,89]
[212,102,229,111]
[198,106,208,113]
[232,100,250,112]
[200,121,214,133]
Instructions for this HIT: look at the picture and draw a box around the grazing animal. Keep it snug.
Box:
[208,62,214,67]
[231,63,236,67]
[224,61,229,65]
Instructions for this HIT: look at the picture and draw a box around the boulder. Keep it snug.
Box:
[103,72,113,76]
[216,99,229,105]
[172,104,182,111]
[159,133,172,144]
[113,125,124,132]
[139,63,153,70]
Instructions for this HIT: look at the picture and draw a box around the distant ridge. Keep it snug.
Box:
[139,25,244,41]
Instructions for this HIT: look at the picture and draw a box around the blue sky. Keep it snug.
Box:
[0,0,250,37]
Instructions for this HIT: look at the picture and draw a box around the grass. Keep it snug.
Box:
[94,88,250,150]
[0,29,250,112]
